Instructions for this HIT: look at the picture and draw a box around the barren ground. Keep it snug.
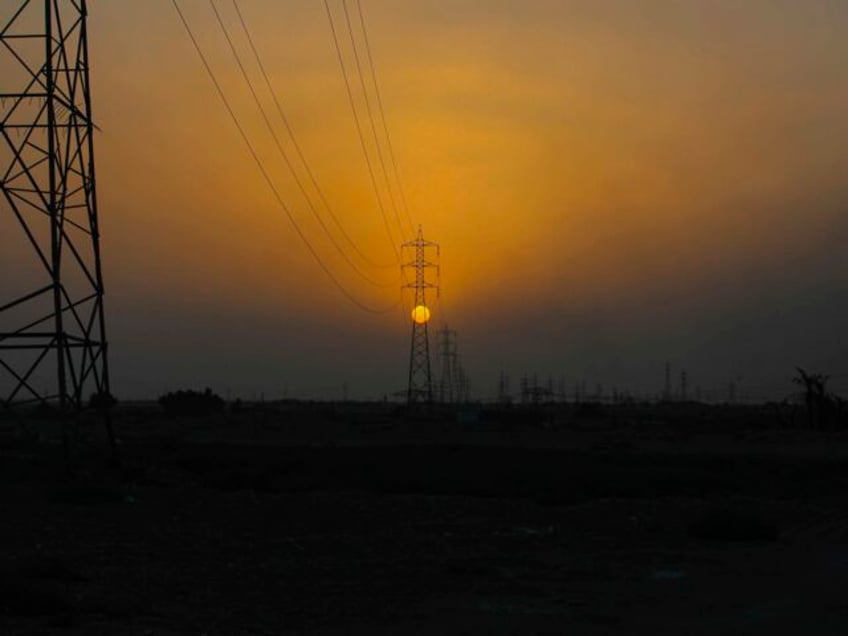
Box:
[2,411,848,634]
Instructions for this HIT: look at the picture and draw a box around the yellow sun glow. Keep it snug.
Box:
[411,305,431,324]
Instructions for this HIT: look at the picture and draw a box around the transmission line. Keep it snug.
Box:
[340,0,407,242]
[230,0,396,272]
[323,0,401,261]
[353,0,416,236]
[171,0,399,314]
[209,0,394,289]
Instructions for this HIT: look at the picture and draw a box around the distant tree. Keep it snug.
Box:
[794,367,828,429]
[792,367,846,430]
[159,388,224,417]
[89,391,117,410]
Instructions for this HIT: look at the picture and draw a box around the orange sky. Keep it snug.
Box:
[4,1,848,399]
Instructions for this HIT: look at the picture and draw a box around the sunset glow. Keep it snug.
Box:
[3,4,848,631]
[1,0,841,399]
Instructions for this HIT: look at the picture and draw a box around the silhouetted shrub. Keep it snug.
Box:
[158,388,224,417]
[88,391,117,410]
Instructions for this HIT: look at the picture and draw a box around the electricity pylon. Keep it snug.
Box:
[0,1,113,441]
[437,326,457,403]
[497,371,510,404]
[402,226,438,405]
[456,356,470,403]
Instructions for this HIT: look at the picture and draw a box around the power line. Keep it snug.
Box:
[335,0,421,331]
[341,0,407,242]
[171,0,399,315]
[354,0,415,236]
[230,0,396,272]
[323,0,401,261]
[209,0,394,289]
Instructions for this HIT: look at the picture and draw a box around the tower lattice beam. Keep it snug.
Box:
[0,1,112,428]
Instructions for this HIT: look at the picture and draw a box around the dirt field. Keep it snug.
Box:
[3,410,848,634]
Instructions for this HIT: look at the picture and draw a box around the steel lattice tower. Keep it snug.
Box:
[437,326,457,403]
[0,1,112,422]
[402,226,439,405]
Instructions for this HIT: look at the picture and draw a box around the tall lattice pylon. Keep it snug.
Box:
[0,1,112,426]
[437,326,457,403]
[402,226,439,405]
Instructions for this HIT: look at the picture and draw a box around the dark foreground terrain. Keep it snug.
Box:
[3,409,848,634]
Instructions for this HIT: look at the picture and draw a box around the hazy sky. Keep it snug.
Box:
[6,1,848,401]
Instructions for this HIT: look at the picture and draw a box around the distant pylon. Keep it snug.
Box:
[498,371,510,404]
[0,2,113,439]
[456,355,470,403]
[437,326,458,403]
[402,226,439,404]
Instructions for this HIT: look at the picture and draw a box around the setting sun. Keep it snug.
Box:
[411,305,431,325]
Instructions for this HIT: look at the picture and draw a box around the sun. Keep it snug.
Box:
[411,305,431,324]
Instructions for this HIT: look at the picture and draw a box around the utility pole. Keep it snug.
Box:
[0,2,115,452]
[663,361,672,402]
[402,226,439,405]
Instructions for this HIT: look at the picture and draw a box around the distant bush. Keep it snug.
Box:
[88,391,117,410]
[158,388,224,417]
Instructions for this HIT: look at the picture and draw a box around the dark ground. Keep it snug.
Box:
[2,404,848,634]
